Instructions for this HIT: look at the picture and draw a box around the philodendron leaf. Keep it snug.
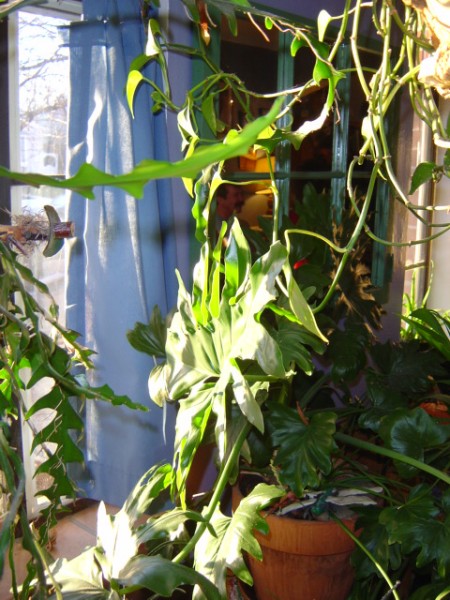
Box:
[351,506,402,579]
[122,463,173,521]
[267,403,337,497]
[137,508,207,546]
[163,234,292,482]
[409,161,436,194]
[379,408,450,478]
[269,319,317,374]
[47,548,108,599]
[368,340,445,407]
[193,483,284,598]
[380,484,450,578]
[97,503,138,580]
[127,305,168,358]
[118,555,221,599]
[328,319,369,382]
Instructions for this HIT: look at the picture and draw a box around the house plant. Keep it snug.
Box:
[1,0,450,599]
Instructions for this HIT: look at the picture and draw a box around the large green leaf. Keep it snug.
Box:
[380,485,450,578]
[379,407,450,477]
[267,403,337,497]
[153,234,292,476]
[118,555,221,599]
[350,506,402,580]
[48,548,108,600]
[136,508,207,546]
[367,341,446,408]
[193,483,284,598]
[0,99,283,199]
[328,319,370,382]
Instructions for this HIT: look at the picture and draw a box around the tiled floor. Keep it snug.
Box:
[0,502,117,599]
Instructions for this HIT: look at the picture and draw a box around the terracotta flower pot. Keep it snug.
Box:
[232,485,358,600]
[420,401,450,424]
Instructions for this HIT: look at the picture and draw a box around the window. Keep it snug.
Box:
[7,0,81,518]
[215,14,390,292]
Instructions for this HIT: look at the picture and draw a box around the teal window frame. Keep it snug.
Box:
[193,5,393,294]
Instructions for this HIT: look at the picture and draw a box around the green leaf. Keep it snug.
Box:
[230,359,264,432]
[410,582,450,600]
[137,508,206,546]
[223,219,251,300]
[193,484,283,596]
[48,548,107,599]
[283,263,328,342]
[317,10,332,41]
[201,94,218,135]
[127,305,168,358]
[328,320,369,382]
[267,404,337,497]
[367,340,445,409]
[0,98,284,199]
[290,36,306,57]
[380,485,450,577]
[351,506,402,579]
[379,408,450,477]
[148,362,169,407]
[313,57,332,84]
[402,308,450,360]
[409,161,436,194]
[118,555,221,599]
[126,70,144,118]
[97,503,139,580]
[121,464,173,522]
[87,383,146,411]
[269,318,319,374]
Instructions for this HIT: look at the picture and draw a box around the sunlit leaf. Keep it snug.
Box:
[0,99,283,199]
[317,9,332,41]
[119,554,220,599]
[126,70,144,118]
[193,484,283,596]
[290,36,306,57]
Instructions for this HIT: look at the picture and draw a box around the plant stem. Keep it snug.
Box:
[336,432,450,485]
[172,420,252,564]
[334,517,401,600]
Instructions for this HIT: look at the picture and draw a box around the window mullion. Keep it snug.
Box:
[275,31,294,218]
[331,43,351,222]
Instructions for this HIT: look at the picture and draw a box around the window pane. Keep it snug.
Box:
[10,9,73,516]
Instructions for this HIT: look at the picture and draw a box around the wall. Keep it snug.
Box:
[428,99,450,311]
[258,0,345,21]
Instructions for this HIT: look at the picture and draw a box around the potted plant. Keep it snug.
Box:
[2,0,450,599]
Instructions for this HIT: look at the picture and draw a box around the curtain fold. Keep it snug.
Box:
[65,0,178,506]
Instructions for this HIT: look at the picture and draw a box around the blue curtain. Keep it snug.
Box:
[65,0,179,506]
